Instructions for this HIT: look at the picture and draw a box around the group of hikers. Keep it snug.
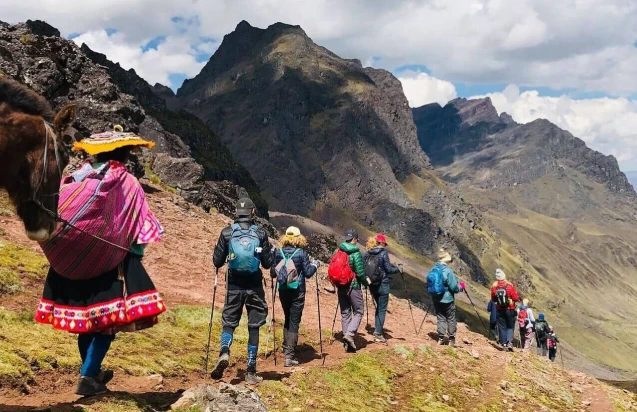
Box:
[27,126,561,397]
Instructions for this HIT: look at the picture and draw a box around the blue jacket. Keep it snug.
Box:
[431,262,460,304]
[270,246,317,293]
[487,300,497,324]
[364,247,400,284]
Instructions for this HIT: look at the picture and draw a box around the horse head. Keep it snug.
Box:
[16,104,76,241]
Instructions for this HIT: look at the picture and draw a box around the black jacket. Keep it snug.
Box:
[365,247,400,284]
[270,246,317,293]
[212,218,273,290]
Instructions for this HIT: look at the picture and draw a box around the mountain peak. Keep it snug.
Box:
[447,97,501,126]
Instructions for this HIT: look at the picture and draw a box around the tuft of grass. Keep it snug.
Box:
[0,306,277,389]
[19,34,35,45]
[0,240,49,296]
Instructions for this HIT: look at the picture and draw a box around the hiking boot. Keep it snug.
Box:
[438,337,446,345]
[449,338,457,348]
[343,335,357,352]
[245,372,263,385]
[210,352,230,380]
[75,376,108,397]
[373,333,387,344]
[284,358,299,367]
[96,369,114,385]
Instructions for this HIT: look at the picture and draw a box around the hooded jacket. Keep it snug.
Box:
[270,245,317,293]
[364,247,400,284]
[336,242,366,289]
[431,262,460,304]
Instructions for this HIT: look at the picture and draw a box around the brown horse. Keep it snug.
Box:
[0,77,76,241]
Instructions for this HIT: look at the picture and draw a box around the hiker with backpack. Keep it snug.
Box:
[547,326,560,362]
[487,300,499,342]
[328,229,370,352]
[517,298,536,350]
[270,226,320,367]
[490,269,520,350]
[534,313,550,356]
[427,249,466,347]
[210,197,274,384]
[364,234,401,344]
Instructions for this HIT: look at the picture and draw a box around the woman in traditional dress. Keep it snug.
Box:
[35,126,166,396]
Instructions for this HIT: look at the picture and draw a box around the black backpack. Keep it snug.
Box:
[535,321,548,340]
[364,253,382,285]
[495,286,508,307]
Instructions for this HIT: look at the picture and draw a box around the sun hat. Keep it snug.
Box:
[438,249,452,263]
[73,125,155,155]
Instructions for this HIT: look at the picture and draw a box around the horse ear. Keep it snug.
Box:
[53,104,76,134]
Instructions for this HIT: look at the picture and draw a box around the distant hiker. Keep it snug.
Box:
[364,234,401,344]
[534,313,550,357]
[517,298,536,350]
[328,229,370,352]
[487,300,499,342]
[490,269,520,350]
[547,326,560,362]
[427,249,465,347]
[35,127,165,396]
[270,226,320,367]
[210,197,274,384]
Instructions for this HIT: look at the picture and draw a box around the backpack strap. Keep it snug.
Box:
[231,223,241,233]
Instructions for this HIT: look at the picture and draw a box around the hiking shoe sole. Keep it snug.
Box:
[210,355,230,380]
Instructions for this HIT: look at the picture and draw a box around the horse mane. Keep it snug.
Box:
[0,77,54,121]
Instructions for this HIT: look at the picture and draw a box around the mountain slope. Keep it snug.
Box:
[414,97,637,372]
[175,21,505,281]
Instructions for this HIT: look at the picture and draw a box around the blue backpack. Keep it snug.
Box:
[427,264,446,296]
[228,224,261,273]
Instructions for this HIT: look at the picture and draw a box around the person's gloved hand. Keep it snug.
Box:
[311,259,322,268]
[366,277,372,286]
[398,264,404,273]
[459,281,466,291]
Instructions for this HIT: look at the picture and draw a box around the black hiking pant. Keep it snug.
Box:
[278,288,305,359]
[549,347,557,362]
[434,301,457,340]
[497,309,516,345]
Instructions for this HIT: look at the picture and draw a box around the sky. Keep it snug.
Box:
[2,0,637,170]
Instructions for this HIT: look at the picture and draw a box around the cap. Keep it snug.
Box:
[236,197,255,216]
[344,229,358,241]
[375,233,388,244]
[286,226,301,237]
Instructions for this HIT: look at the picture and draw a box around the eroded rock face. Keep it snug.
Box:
[171,383,268,412]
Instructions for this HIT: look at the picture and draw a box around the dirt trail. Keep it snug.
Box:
[0,190,619,411]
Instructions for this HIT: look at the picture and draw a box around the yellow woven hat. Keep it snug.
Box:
[73,125,155,155]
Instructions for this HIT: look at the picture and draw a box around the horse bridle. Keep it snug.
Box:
[31,120,132,253]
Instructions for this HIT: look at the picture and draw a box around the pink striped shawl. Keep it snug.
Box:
[40,161,163,280]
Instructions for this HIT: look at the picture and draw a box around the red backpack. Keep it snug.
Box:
[328,250,355,287]
[518,308,529,328]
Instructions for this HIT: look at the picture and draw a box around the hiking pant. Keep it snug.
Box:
[549,347,557,362]
[536,338,548,356]
[521,328,535,349]
[497,309,516,345]
[489,322,499,342]
[78,333,115,378]
[279,288,305,359]
[434,301,457,340]
[220,287,268,372]
[337,287,364,338]
[369,282,390,335]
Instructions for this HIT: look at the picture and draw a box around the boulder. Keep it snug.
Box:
[171,383,268,412]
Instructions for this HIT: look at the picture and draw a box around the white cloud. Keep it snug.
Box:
[479,85,637,170]
[2,0,637,94]
[398,71,457,107]
[73,30,207,87]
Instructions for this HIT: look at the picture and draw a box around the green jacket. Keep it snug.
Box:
[338,242,367,289]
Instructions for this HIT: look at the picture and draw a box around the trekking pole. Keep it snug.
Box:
[417,303,432,335]
[559,346,564,369]
[463,289,490,337]
[204,268,219,375]
[315,274,325,365]
[330,301,340,344]
[364,286,370,329]
[271,280,278,366]
[263,277,272,359]
[399,267,418,334]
